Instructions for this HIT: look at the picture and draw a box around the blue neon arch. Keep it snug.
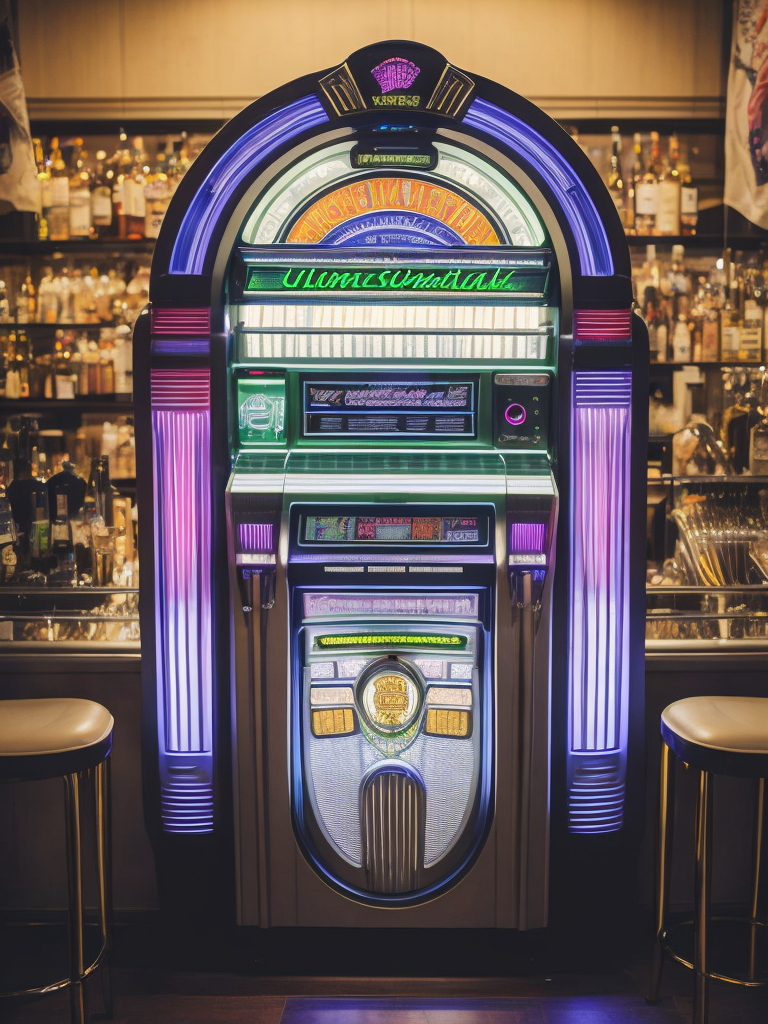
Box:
[169,96,614,278]
[462,98,613,276]
[170,96,329,275]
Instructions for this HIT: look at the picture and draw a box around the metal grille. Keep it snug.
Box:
[361,765,425,894]
[574,309,632,342]
[568,756,625,834]
[151,307,211,336]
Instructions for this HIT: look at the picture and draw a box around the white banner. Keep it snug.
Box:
[0,4,38,215]
[725,0,768,228]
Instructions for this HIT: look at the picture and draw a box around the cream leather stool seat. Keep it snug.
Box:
[0,698,114,1024]
[648,696,768,1024]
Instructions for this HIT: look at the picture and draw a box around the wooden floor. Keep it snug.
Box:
[3,960,768,1023]
[2,916,767,1023]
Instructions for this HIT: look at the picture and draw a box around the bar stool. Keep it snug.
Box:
[647,695,768,1024]
[0,698,114,1024]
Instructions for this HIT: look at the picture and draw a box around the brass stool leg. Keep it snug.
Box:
[647,739,676,1003]
[95,756,114,1017]
[693,769,713,1024]
[749,778,766,981]
[64,771,87,1024]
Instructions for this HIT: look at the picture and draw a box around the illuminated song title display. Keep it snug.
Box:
[315,633,468,650]
[244,264,529,294]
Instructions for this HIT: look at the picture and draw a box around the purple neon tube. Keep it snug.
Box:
[239,522,274,553]
[151,369,214,832]
[170,95,328,275]
[568,372,631,833]
[509,522,546,554]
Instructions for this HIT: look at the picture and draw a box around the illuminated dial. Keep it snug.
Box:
[505,403,526,425]
[354,656,425,754]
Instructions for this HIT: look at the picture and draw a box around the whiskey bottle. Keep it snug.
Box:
[47,460,87,518]
[606,126,626,227]
[33,138,50,241]
[671,295,692,362]
[144,144,172,239]
[48,138,70,242]
[680,162,698,236]
[634,133,659,235]
[68,138,92,239]
[0,489,19,583]
[90,150,114,237]
[50,491,75,581]
[656,134,681,235]
[656,299,670,362]
[87,455,114,526]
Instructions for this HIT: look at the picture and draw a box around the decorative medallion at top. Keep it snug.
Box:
[371,57,420,104]
[317,42,475,120]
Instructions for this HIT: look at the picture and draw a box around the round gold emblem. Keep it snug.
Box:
[357,658,424,739]
[372,674,410,727]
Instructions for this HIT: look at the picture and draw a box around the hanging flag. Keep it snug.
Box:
[0,3,39,215]
[725,0,768,228]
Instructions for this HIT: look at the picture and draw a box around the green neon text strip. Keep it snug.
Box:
[244,265,545,295]
[315,633,467,649]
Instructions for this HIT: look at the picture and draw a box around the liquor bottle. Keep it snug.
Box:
[90,149,114,237]
[87,455,114,526]
[33,138,50,241]
[47,460,87,518]
[54,339,75,399]
[50,492,75,581]
[656,135,681,235]
[0,488,19,583]
[144,143,172,239]
[0,280,10,323]
[656,299,671,362]
[29,487,50,572]
[47,137,70,242]
[68,138,92,239]
[17,275,35,324]
[122,137,147,239]
[720,263,742,362]
[672,295,692,362]
[627,132,644,233]
[606,126,626,227]
[750,375,768,474]
[634,133,659,235]
[112,324,133,394]
[680,162,698,236]
[112,131,132,239]
[741,290,763,362]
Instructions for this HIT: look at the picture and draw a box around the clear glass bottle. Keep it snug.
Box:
[68,138,92,239]
[87,455,114,526]
[50,491,75,582]
[90,149,113,237]
[48,137,70,242]
[144,143,172,239]
[634,133,659,235]
[606,126,626,227]
[655,134,681,235]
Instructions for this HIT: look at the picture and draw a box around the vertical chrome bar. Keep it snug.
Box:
[64,772,86,1024]
[693,769,713,1024]
[749,777,766,981]
[95,757,114,1017]
[647,741,675,1003]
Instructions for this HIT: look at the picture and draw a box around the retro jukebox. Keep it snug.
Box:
[136,40,647,929]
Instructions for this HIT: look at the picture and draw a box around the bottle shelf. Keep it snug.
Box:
[0,396,133,413]
[627,234,768,250]
[650,361,767,371]
[0,240,155,256]
[0,587,139,596]
[2,321,132,331]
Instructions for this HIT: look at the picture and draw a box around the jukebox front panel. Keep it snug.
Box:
[288,505,494,904]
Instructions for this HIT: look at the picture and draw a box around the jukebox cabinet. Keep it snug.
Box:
[135,41,647,928]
